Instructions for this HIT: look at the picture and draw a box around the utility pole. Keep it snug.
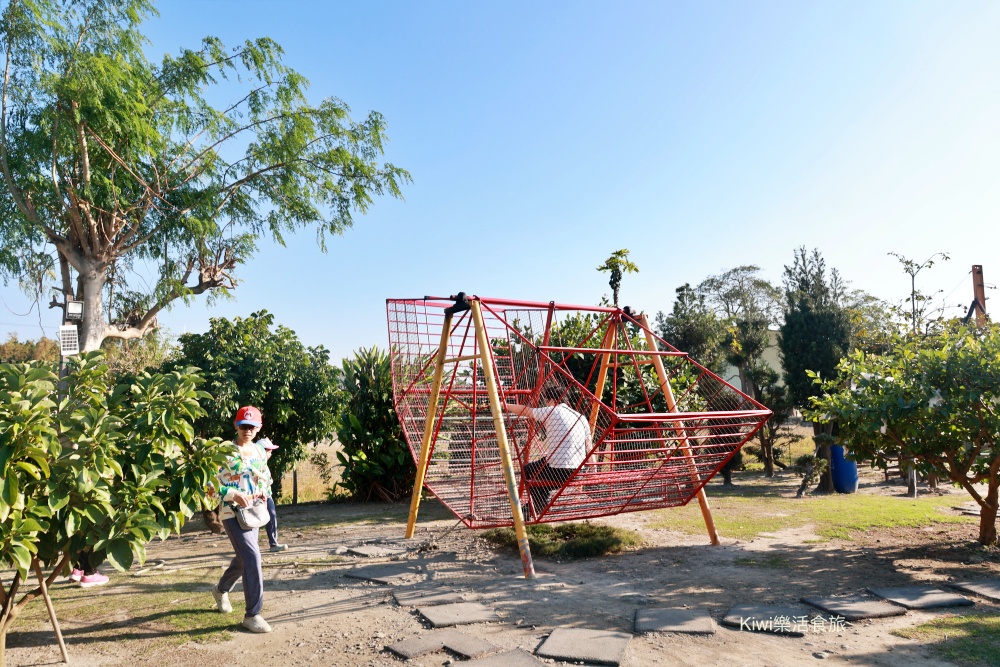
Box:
[972,265,987,325]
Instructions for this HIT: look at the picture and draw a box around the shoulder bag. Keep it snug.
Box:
[233,499,270,530]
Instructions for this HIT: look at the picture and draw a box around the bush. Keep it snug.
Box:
[0,352,231,658]
[335,346,414,501]
[481,522,644,560]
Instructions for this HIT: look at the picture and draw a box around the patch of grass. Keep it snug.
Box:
[13,569,239,650]
[649,488,974,541]
[732,555,791,568]
[481,522,644,560]
[895,612,1000,667]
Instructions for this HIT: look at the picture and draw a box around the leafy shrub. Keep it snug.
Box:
[481,522,644,559]
[162,311,342,498]
[335,346,414,501]
[0,352,231,658]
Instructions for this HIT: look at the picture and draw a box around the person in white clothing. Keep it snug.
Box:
[506,384,591,517]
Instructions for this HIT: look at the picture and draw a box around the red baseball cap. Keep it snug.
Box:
[233,406,262,427]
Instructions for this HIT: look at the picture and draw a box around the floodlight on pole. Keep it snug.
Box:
[65,300,84,321]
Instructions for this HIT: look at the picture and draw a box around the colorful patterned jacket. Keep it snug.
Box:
[210,440,274,521]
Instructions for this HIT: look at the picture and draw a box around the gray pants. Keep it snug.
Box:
[219,518,264,617]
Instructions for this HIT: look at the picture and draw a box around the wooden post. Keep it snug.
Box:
[638,313,721,545]
[405,310,455,539]
[588,320,618,434]
[973,265,988,326]
[471,299,536,579]
[32,558,69,664]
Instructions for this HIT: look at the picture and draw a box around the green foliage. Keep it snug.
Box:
[793,454,829,497]
[101,329,177,378]
[596,249,639,307]
[162,311,341,498]
[779,247,852,408]
[481,522,643,559]
[696,265,781,398]
[0,0,409,351]
[0,334,59,363]
[888,251,950,334]
[807,322,1000,544]
[0,351,231,655]
[335,346,413,501]
[655,284,726,373]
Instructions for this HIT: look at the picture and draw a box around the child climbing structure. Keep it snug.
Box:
[387,294,771,578]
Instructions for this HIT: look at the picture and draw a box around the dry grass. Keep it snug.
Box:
[277,439,342,504]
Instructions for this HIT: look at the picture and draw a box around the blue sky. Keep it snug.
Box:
[1,0,999,361]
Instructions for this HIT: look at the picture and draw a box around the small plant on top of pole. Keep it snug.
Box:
[597,249,639,307]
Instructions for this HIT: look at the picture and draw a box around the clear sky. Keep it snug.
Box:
[1,0,998,361]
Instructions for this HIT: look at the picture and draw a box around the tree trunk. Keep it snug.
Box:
[812,423,835,493]
[78,259,107,352]
[979,483,999,546]
[905,462,917,498]
[1,621,8,667]
[979,508,998,546]
[758,431,774,477]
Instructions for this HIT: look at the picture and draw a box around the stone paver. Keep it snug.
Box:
[463,649,547,667]
[418,601,500,627]
[802,595,907,621]
[343,563,421,585]
[867,586,974,609]
[949,579,1000,603]
[634,607,716,634]
[393,586,471,606]
[535,627,632,666]
[721,603,816,636]
[386,628,497,659]
[346,545,408,558]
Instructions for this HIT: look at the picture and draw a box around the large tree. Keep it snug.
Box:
[0,0,409,351]
[809,322,1000,545]
[162,310,342,499]
[696,265,781,399]
[655,283,726,374]
[779,247,851,409]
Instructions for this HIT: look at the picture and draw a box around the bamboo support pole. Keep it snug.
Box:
[587,321,619,460]
[32,559,69,664]
[405,311,454,539]
[638,313,720,545]
[471,300,536,579]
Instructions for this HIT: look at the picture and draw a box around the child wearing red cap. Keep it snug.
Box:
[259,438,288,552]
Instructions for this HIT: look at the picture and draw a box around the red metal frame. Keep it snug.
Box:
[387,295,771,529]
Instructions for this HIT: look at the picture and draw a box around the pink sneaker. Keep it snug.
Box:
[78,572,109,588]
[69,568,84,582]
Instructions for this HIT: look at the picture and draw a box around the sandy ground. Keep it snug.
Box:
[4,472,998,667]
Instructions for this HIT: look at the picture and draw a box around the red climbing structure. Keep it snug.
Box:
[388,294,771,536]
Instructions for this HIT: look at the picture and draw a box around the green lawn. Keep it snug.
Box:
[13,568,239,655]
[648,477,974,541]
[895,613,1000,667]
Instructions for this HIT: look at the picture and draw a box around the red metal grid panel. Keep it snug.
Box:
[387,296,770,529]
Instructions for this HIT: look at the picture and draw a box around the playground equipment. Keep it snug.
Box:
[387,294,771,578]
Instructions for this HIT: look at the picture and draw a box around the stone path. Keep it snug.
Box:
[317,535,999,666]
[110,525,1000,667]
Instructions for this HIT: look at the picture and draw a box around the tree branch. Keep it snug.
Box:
[163,82,275,174]
[175,109,321,182]
[0,38,41,225]
[105,252,238,341]
[72,102,91,186]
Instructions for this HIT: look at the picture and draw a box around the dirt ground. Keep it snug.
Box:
[5,471,999,667]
